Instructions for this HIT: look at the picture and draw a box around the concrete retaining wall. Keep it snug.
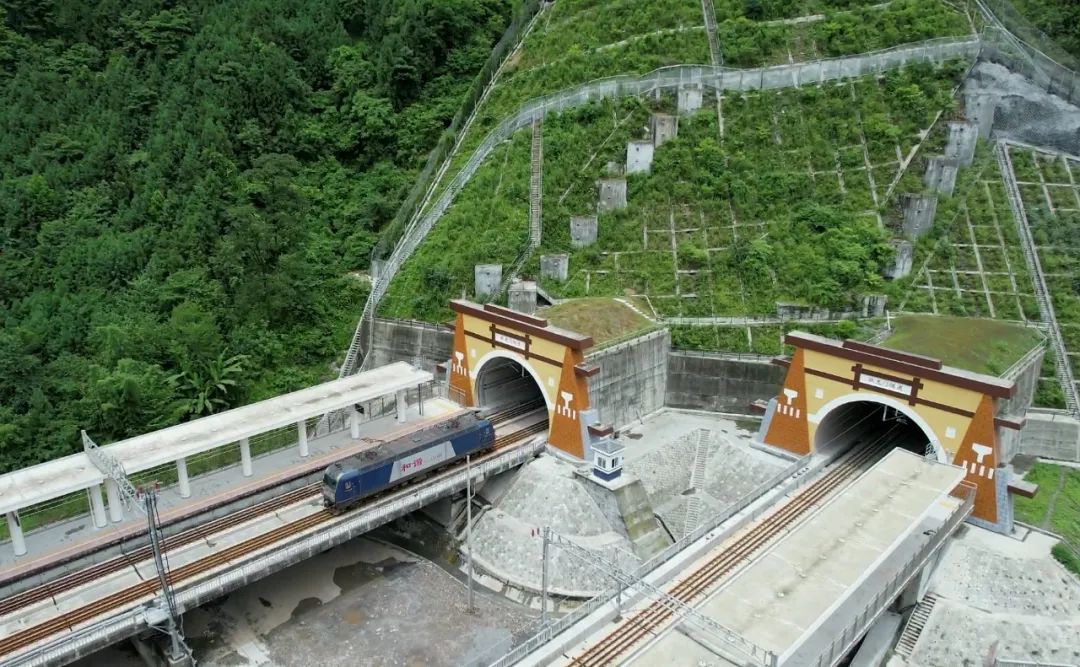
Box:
[998,345,1044,462]
[367,318,454,373]
[586,330,670,429]
[666,352,785,414]
[1020,412,1080,462]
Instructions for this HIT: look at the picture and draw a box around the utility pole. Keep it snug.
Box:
[82,430,192,665]
[466,453,475,613]
[541,525,550,626]
[144,487,189,664]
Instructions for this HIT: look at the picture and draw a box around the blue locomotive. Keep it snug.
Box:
[322,411,496,510]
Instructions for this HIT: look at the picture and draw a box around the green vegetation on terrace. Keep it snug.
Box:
[0,0,514,471]
[999,146,1080,406]
[384,60,968,324]
[1014,461,1080,576]
[881,315,1042,376]
[537,298,657,347]
[885,136,1066,405]
[890,141,1040,323]
[427,0,972,207]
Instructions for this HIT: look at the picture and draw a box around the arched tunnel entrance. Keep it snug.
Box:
[474,355,549,430]
[814,400,941,462]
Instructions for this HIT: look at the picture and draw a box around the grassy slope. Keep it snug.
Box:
[1014,461,1080,576]
[384,60,969,322]
[538,298,656,346]
[882,314,1042,375]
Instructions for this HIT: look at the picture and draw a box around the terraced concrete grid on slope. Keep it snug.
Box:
[351,37,981,357]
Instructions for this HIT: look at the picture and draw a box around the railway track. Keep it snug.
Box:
[0,403,540,620]
[0,413,547,661]
[570,430,905,667]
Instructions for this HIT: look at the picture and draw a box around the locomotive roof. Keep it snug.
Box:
[336,411,488,471]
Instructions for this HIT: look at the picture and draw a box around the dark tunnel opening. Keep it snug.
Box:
[814,400,937,461]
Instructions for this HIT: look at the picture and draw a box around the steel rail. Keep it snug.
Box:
[569,432,901,666]
[0,417,547,660]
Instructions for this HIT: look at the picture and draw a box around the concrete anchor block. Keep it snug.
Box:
[571,216,598,248]
[883,240,914,280]
[923,156,961,196]
[508,279,538,315]
[861,294,887,317]
[597,179,627,212]
[900,194,938,239]
[540,254,569,282]
[650,113,678,147]
[677,84,703,114]
[626,140,654,174]
[966,92,999,139]
[474,264,502,299]
[945,121,978,166]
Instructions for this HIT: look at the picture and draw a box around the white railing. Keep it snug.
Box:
[1001,334,1048,381]
[993,656,1080,660]
[802,483,975,667]
[339,37,982,375]
[480,452,812,667]
[995,142,1080,415]
[6,437,546,667]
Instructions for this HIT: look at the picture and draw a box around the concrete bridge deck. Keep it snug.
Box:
[0,398,461,590]
[562,449,968,667]
[0,425,548,667]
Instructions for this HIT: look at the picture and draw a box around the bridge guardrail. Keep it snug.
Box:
[801,481,975,667]
[479,452,813,667]
[7,438,547,667]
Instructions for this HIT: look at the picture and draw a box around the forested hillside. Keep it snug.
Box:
[0,0,514,470]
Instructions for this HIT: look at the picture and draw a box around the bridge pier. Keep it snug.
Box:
[297,421,309,458]
[6,511,26,556]
[176,458,191,499]
[88,484,107,528]
[105,478,123,523]
[396,389,407,423]
[350,409,361,439]
[240,437,253,476]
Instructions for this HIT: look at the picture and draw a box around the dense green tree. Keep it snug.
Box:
[0,0,513,472]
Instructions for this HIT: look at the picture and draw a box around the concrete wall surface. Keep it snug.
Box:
[587,330,670,429]
[1020,411,1080,462]
[368,318,454,373]
[666,352,786,414]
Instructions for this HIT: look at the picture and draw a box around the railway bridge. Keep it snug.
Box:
[0,314,1041,667]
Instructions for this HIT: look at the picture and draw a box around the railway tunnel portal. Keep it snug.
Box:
[760,331,1029,531]
[447,299,597,459]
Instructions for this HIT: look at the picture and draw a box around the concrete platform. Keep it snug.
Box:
[612,449,964,666]
[0,398,460,581]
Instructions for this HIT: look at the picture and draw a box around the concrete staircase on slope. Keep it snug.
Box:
[894,593,939,658]
[682,430,711,536]
[700,0,721,67]
[499,118,544,295]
